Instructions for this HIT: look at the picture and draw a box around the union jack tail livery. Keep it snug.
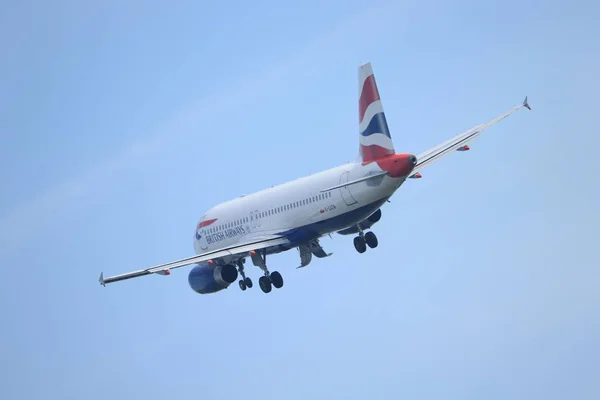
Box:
[358,62,395,163]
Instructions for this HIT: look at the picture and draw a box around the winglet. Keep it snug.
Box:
[523,96,531,110]
[99,272,106,287]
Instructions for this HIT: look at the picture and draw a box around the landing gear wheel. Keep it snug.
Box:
[259,276,272,293]
[365,231,378,248]
[270,271,284,289]
[354,236,367,253]
[236,259,250,291]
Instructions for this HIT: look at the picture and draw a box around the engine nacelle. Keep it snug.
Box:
[337,208,382,235]
[188,264,238,294]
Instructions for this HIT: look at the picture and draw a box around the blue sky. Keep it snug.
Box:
[1,0,599,398]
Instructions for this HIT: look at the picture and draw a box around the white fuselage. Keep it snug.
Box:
[193,160,405,258]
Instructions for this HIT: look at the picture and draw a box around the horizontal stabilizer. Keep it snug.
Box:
[410,96,531,177]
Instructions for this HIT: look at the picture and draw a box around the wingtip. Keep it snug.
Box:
[523,96,531,110]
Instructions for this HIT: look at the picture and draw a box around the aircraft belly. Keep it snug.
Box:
[277,197,388,245]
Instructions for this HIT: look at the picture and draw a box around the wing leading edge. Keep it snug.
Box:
[410,97,531,177]
[99,236,290,286]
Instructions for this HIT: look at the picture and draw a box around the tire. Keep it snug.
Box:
[259,276,272,293]
[244,277,253,288]
[270,271,284,289]
[354,236,367,253]
[239,280,247,291]
[365,231,378,248]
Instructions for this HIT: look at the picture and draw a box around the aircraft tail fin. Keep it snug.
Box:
[358,62,395,163]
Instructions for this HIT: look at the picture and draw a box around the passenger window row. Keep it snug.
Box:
[256,191,332,220]
[205,191,332,234]
[208,217,248,234]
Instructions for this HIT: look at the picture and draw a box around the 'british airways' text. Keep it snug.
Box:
[205,226,246,244]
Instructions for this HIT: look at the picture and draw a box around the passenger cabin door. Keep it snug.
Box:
[250,209,261,230]
[339,171,358,206]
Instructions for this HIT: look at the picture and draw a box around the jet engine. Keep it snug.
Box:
[188,263,238,294]
[336,208,382,235]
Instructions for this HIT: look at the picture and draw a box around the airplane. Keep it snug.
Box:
[99,62,531,295]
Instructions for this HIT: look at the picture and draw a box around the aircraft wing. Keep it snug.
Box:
[410,97,531,177]
[99,235,291,286]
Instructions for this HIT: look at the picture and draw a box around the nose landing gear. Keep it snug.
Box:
[236,259,253,291]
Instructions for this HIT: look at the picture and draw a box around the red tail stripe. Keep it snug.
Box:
[360,144,394,163]
[359,75,380,124]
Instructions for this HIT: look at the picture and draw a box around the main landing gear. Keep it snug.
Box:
[250,249,284,294]
[236,259,253,291]
[353,225,378,254]
[259,271,283,294]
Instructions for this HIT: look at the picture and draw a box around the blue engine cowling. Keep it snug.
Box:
[188,264,238,294]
